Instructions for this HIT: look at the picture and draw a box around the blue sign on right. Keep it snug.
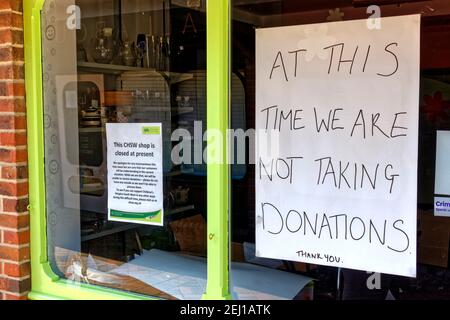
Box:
[434,197,450,217]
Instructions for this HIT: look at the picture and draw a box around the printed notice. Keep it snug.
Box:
[106,123,164,226]
[434,197,450,217]
[435,131,450,196]
[255,15,420,277]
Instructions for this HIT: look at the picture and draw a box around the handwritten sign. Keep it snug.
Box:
[255,15,420,277]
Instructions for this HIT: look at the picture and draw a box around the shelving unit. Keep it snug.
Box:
[76,2,200,250]
[78,61,193,84]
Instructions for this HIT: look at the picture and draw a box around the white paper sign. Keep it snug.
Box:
[434,197,450,217]
[106,123,164,226]
[255,15,420,277]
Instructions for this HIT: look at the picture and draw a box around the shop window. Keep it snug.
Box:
[231,0,450,300]
[41,0,210,299]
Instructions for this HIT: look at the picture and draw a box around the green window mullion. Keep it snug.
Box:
[203,0,231,300]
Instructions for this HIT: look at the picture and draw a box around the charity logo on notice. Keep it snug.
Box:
[434,197,450,217]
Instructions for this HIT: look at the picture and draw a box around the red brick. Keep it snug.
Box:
[0,13,10,28]
[0,82,10,95]
[0,245,29,261]
[2,166,28,179]
[3,229,29,245]
[16,149,27,162]
[0,181,17,196]
[0,64,24,80]
[0,115,26,129]
[0,181,28,196]
[11,12,22,28]
[12,47,23,60]
[0,0,23,12]
[2,198,28,212]
[0,148,27,163]
[0,98,26,112]
[3,262,20,277]
[0,82,7,95]
[0,29,23,45]
[0,12,23,29]
[0,213,29,229]
[0,82,25,96]
[0,29,12,44]
[13,82,24,95]
[3,262,30,278]
[3,293,27,300]
[0,276,30,293]
[0,47,23,61]
[0,48,12,61]
[16,115,26,129]
[0,148,14,162]
[0,132,27,146]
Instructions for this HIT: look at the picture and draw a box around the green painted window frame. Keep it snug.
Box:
[24,0,231,300]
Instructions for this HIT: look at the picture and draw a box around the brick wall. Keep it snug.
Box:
[0,0,30,300]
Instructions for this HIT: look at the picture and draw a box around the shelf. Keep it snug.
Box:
[78,61,157,75]
[165,168,194,177]
[78,62,193,84]
[79,127,104,133]
[76,109,192,130]
[163,72,193,84]
[175,107,194,114]
[81,223,136,242]
[167,205,195,215]
[129,107,193,115]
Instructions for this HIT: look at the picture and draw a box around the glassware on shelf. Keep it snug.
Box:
[77,44,88,62]
[76,28,88,62]
[155,36,161,70]
[158,36,165,71]
[165,36,171,71]
[149,35,156,69]
[92,27,114,64]
[120,41,136,67]
[145,34,170,71]
[145,35,151,69]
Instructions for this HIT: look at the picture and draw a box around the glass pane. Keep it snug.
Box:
[42,0,208,299]
[231,0,450,300]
